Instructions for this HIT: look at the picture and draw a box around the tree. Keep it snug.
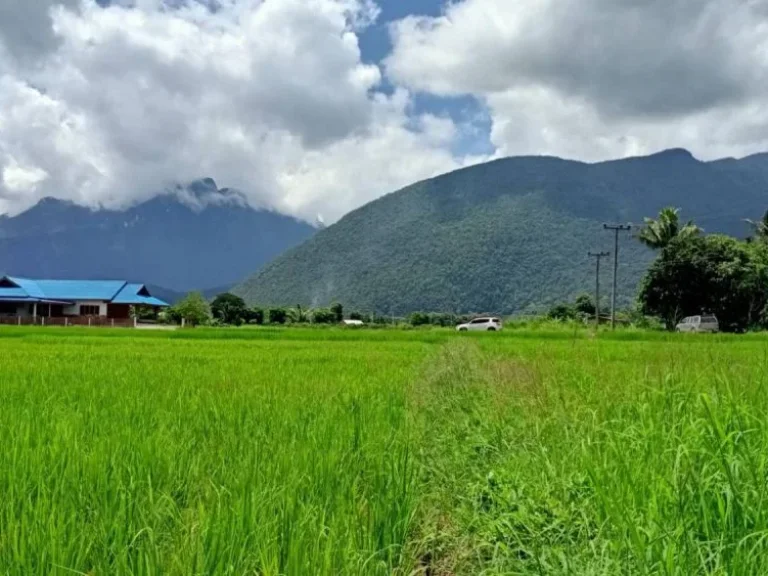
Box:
[349,311,364,321]
[268,307,287,325]
[130,305,157,322]
[330,302,344,323]
[637,207,701,250]
[547,303,577,321]
[409,312,430,326]
[211,293,248,326]
[288,305,309,323]
[312,308,336,324]
[574,293,596,317]
[639,235,768,332]
[174,292,211,326]
[245,307,265,325]
[745,209,768,243]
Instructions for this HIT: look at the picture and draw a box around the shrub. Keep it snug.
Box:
[268,307,287,325]
[246,307,265,325]
[312,309,337,324]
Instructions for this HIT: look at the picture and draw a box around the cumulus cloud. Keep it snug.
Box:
[0,0,471,220]
[387,0,768,161]
[0,0,80,62]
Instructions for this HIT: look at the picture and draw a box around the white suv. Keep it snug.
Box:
[457,317,503,332]
[676,315,719,333]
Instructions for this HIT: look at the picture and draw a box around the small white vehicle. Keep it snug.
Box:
[342,319,364,327]
[676,315,719,333]
[456,317,503,332]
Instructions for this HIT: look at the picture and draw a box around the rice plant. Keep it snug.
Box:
[2,327,768,575]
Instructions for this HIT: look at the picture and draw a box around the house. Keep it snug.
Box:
[0,276,169,324]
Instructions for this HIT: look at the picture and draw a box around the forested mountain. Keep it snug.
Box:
[234,149,768,315]
[0,179,315,293]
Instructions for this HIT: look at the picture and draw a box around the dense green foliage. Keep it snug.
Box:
[330,303,344,323]
[210,292,248,326]
[236,149,768,314]
[247,306,265,325]
[546,293,598,321]
[170,292,211,326]
[639,235,768,331]
[746,209,768,243]
[409,311,472,327]
[5,327,768,574]
[637,206,701,249]
[267,307,287,324]
[309,308,334,324]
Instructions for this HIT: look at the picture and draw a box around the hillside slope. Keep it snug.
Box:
[0,179,315,292]
[234,150,768,315]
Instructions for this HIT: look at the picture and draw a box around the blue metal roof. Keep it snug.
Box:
[6,278,45,299]
[112,283,169,307]
[0,287,29,299]
[28,279,126,301]
[0,276,168,306]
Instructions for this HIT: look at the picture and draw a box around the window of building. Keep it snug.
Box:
[80,305,101,316]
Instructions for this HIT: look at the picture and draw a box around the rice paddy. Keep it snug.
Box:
[2,327,768,575]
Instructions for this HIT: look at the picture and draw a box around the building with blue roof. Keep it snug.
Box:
[0,276,169,322]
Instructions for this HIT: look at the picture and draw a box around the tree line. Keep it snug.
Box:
[546,208,768,332]
[162,294,377,327]
[636,207,768,332]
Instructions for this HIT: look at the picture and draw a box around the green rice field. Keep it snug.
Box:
[3,326,768,575]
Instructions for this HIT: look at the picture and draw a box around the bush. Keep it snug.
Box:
[547,303,577,321]
[312,308,337,324]
[268,308,287,325]
[246,307,265,325]
[409,312,431,327]
[289,305,309,324]
[574,294,596,316]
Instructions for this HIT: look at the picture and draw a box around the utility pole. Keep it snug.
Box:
[588,251,610,329]
[603,224,632,330]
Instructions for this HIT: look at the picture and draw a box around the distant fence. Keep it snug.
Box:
[0,316,135,328]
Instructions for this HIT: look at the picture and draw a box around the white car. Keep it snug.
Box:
[457,317,503,332]
[676,315,719,333]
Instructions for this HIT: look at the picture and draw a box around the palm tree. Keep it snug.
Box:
[637,207,701,250]
[288,304,309,323]
[745,210,768,243]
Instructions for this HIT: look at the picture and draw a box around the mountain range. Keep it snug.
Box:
[0,179,315,297]
[234,149,768,315]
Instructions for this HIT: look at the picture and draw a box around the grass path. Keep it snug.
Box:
[410,335,768,574]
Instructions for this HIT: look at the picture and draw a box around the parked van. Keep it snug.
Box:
[676,315,719,333]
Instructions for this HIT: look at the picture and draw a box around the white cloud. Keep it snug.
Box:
[0,0,472,221]
[387,0,768,161]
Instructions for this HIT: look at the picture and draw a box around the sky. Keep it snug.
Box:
[1,0,768,222]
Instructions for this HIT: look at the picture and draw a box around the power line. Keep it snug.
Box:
[588,251,610,329]
[603,224,632,330]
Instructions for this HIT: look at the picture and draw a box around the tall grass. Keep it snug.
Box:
[411,336,768,574]
[3,327,768,574]
[0,331,424,575]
